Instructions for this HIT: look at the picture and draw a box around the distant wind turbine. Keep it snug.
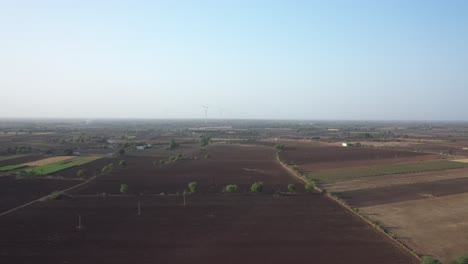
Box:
[218,106,224,118]
[201,105,209,124]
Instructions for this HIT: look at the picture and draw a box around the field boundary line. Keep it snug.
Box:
[0,173,102,218]
[275,152,422,262]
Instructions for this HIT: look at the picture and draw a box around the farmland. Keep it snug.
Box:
[361,192,468,263]
[23,156,75,166]
[0,187,418,264]
[2,119,468,263]
[279,145,437,170]
[23,156,102,176]
[0,164,27,172]
[307,160,468,183]
[73,144,306,195]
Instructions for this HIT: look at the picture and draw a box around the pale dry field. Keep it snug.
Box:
[325,167,468,193]
[362,192,468,262]
[23,156,75,166]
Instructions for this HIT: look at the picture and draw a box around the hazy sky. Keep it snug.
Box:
[1,1,467,120]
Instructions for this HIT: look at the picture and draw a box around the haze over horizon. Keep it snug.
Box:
[1,1,467,121]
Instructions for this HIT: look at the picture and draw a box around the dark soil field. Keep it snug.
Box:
[0,176,82,212]
[336,176,468,207]
[0,195,418,264]
[280,146,437,170]
[73,144,305,195]
[0,155,43,167]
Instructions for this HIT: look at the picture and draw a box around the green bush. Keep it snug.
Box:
[120,184,129,194]
[274,144,284,152]
[250,182,264,193]
[188,182,198,193]
[305,181,316,192]
[119,160,126,166]
[287,183,296,192]
[76,169,86,177]
[420,256,442,264]
[204,154,211,159]
[167,139,180,150]
[453,255,468,264]
[200,136,211,147]
[102,163,114,173]
[225,184,238,193]
[48,191,62,200]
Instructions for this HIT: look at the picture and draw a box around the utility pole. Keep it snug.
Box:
[76,214,83,230]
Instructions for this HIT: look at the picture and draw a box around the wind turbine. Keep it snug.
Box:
[218,106,224,119]
[201,105,209,124]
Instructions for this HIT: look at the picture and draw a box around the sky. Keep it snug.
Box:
[1,0,467,120]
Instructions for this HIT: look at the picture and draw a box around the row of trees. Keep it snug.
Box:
[422,255,468,264]
[117,181,316,195]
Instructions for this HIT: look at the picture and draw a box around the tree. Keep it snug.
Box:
[305,181,316,192]
[287,184,296,192]
[167,139,179,150]
[102,163,114,173]
[250,182,264,193]
[120,184,129,194]
[225,184,238,193]
[453,255,468,264]
[119,160,127,166]
[420,256,442,264]
[200,136,211,147]
[188,182,198,193]
[118,148,126,156]
[76,169,87,177]
[274,144,285,152]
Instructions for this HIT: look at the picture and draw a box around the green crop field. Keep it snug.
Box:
[0,164,27,172]
[23,156,101,176]
[306,160,468,183]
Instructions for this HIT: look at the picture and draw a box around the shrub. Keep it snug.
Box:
[188,182,198,193]
[204,154,211,159]
[305,181,316,192]
[120,184,129,194]
[76,169,86,177]
[167,139,179,150]
[274,144,284,152]
[420,256,442,264]
[102,163,114,173]
[453,255,468,264]
[118,148,125,156]
[287,184,296,192]
[250,182,264,193]
[119,160,127,166]
[200,136,211,147]
[48,191,62,200]
[225,184,238,193]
